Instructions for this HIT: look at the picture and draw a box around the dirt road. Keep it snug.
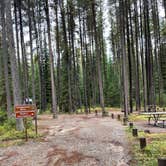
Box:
[0,114,132,166]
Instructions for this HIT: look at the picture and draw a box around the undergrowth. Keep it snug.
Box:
[0,117,41,147]
[126,127,166,166]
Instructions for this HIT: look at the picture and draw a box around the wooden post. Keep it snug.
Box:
[117,114,121,120]
[129,122,133,128]
[123,117,127,125]
[24,118,28,141]
[140,137,146,149]
[144,129,150,134]
[132,128,138,137]
[95,110,98,116]
[35,115,38,136]
[158,158,166,166]
[111,113,114,119]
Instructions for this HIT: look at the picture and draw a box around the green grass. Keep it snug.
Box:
[76,107,121,113]
[0,118,41,147]
[128,114,147,121]
[126,127,166,166]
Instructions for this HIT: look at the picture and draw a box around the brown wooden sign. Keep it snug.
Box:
[14,104,38,141]
[14,105,37,118]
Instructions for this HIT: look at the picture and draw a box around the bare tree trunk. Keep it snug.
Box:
[144,0,153,106]
[0,0,12,118]
[32,2,42,109]
[18,0,29,100]
[5,0,24,130]
[79,13,88,112]
[163,0,166,19]
[91,1,106,116]
[28,0,36,103]
[119,0,129,117]
[44,0,57,118]
[140,0,147,111]
[59,0,72,112]
[151,0,162,106]
[134,0,141,112]
[54,0,61,108]
[125,0,133,113]
[14,0,22,86]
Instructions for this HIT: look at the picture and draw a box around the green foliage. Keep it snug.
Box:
[126,127,166,166]
[128,114,147,121]
[0,107,7,124]
[0,118,37,142]
[104,59,120,107]
[156,93,166,107]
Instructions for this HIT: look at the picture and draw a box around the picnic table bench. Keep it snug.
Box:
[141,112,166,128]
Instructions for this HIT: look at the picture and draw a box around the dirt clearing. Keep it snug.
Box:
[0,114,132,166]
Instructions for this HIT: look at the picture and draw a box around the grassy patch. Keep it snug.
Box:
[76,107,121,113]
[0,118,41,147]
[128,114,147,121]
[126,127,166,166]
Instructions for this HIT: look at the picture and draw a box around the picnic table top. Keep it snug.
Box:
[141,112,166,115]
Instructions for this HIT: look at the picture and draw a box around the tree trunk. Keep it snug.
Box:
[144,0,153,106]
[5,0,24,130]
[54,0,61,108]
[44,0,57,118]
[125,0,133,113]
[91,1,105,116]
[134,0,141,111]
[28,0,36,104]
[163,0,166,19]
[119,0,129,117]
[140,0,147,111]
[18,0,28,100]
[0,0,12,118]
[14,0,22,86]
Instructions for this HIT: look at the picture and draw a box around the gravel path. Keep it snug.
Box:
[0,114,132,166]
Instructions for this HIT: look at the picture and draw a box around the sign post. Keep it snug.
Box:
[24,118,28,141]
[35,112,38,136]
[14,105,37,141]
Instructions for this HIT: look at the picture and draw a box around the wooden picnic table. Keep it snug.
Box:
[141,112,166,127]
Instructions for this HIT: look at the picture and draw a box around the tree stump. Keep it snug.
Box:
[95,110,98,116]
[111,113,114,119]
[117,114,121,120]
[144,129,150,134]
[158,158,166,166]
[140,137,146,149]
[132,128,138,137]
[123,117,127,125]
[129,122,133,128]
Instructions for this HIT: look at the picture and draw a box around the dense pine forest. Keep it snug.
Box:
[0,1,166,165]
[0,0,166,129]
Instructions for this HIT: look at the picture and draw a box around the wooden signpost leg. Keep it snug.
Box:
[35,115,38,136]
[24,118,28,141]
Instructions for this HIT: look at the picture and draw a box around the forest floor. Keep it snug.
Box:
[0,113,132,166]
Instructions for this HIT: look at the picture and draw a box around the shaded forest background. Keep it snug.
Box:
[0,0,166,123]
